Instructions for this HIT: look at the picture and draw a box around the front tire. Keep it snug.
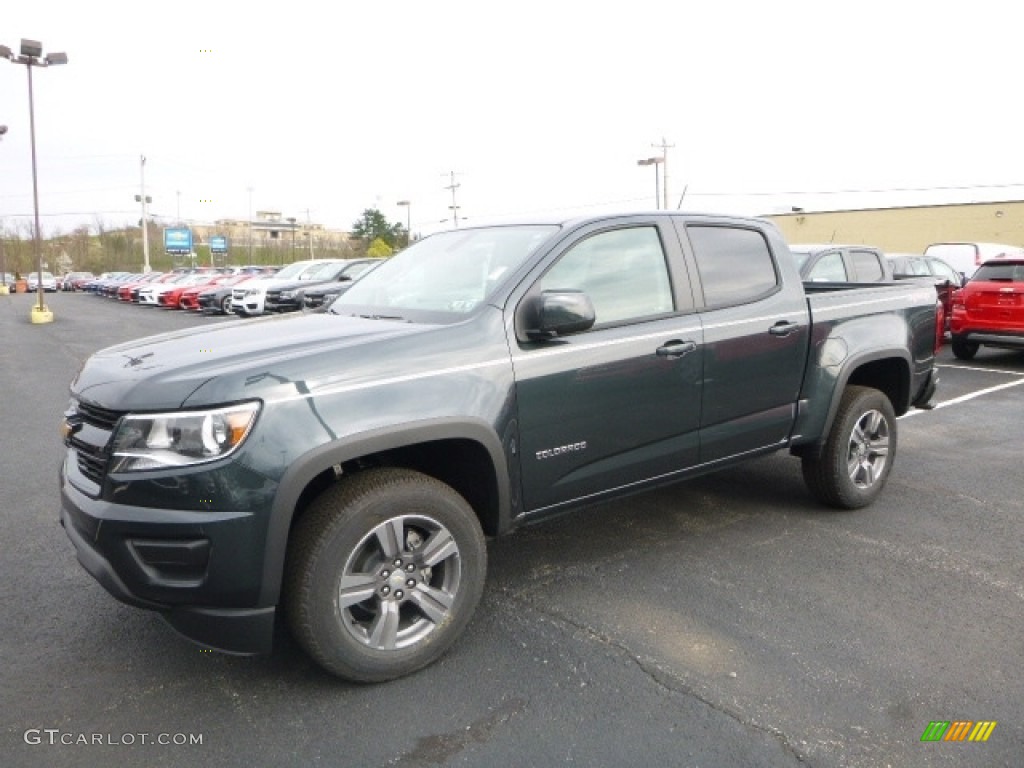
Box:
[284,468,487,682]
[802,385,897,509]
[951,336,978,360]
[221,296,234,315]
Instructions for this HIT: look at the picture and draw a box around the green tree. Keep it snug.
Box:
[351,208,402,248]
[366,237,394,259]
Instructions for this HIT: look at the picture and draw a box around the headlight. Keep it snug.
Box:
[110,401,260,472]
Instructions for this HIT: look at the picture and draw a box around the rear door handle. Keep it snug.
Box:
[656,340,697,358]
[769,321,799,337]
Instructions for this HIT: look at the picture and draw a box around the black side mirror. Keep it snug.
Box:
[524,290,596,339]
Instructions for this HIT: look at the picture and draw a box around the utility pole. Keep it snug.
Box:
[651,137,674,210]
[443,171,461,227]
[135,155,151,272]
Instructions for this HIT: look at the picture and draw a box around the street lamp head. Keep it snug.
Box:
[20,39,43,58]
[0,44,13,60]
[396,200,410,206]
[0,125,7,137]
[45,52,68,66]
[637,157,662,166]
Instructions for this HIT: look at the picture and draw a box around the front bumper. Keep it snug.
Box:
[60,466,275,655]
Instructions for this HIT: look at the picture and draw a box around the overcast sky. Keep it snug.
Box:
[1,0,1021,240]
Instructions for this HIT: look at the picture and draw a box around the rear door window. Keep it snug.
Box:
[850,250,884,281]
[686,226,779,307]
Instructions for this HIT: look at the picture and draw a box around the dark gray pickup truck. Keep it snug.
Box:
[60,212,939,682]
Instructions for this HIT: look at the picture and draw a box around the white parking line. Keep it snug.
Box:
[937,363,1024,377]
[901,377,1024,418]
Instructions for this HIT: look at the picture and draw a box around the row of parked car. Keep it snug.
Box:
[790,240,1024,360]
[78,257,384,317]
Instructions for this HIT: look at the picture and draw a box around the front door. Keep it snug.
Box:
[509,220,703,514]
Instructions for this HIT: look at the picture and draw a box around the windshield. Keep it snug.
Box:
[331,225,557,316]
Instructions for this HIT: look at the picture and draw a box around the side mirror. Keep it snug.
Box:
[524,290,596,339]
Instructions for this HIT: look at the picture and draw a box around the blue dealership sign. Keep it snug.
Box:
[164,227,193,254]
[210,235,228,253]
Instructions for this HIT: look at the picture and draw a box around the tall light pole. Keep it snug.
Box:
[636,157,663,209]
[1,39,68,323]
[397,200,411,246]
[0,125,7,295]
[135,155,152,272]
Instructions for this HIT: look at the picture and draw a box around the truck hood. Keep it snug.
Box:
[71,313,438,411]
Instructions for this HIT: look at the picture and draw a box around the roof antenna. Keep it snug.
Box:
[675,185,688,210]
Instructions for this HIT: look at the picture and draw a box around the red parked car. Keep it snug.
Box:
[178,274,243,311]
[949,258,1024,359]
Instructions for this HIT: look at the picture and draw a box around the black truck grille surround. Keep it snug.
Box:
[72,401,126,484]
[77,401,123,431]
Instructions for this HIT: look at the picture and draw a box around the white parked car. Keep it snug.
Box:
[924,242,1024,280]
[230,259,342,316]
[27,271,58,292]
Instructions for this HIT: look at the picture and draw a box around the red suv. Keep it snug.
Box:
[949,258,1024,359]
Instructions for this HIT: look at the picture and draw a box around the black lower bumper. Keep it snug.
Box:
[60,480,275,656]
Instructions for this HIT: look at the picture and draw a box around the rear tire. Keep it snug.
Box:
[284,468,487,682]
[951,336,978,360]
[802,385,897,509]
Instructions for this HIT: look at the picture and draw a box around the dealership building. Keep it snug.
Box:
[767,200,1024,253]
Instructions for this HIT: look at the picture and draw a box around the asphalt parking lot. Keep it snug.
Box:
[2,290,1022,768]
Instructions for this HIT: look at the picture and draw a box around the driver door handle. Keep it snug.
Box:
[656,340,697,358]
[769,321,799,337]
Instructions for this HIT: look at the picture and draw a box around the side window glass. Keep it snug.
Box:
[851,250,884,281]
[687,226,779,305]
[929,259,958,281]
[539,227,674,326]
[909,258,930,276]
[807,252,848,282]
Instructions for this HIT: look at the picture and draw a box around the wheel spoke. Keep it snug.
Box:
[418,528,458,567]
[368,600,400,650]
[870,435,890,457]
[409,584,454,625]
[375,518,404,559]
[864,411,883,437]
[337,572,377,608]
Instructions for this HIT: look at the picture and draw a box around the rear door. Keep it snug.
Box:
[676,222,810,463]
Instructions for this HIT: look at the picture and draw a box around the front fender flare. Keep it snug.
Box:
[258,418,510,606]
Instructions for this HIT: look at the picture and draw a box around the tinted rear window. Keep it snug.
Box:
[972,262,1024,282]
[687,225,779,307]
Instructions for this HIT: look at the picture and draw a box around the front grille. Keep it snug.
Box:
[78,401,124,431]
[70,400,126,487]
[265,290,281,302]
[75,442,108,484]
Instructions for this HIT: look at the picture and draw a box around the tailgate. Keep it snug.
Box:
[965,284,1024,331]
